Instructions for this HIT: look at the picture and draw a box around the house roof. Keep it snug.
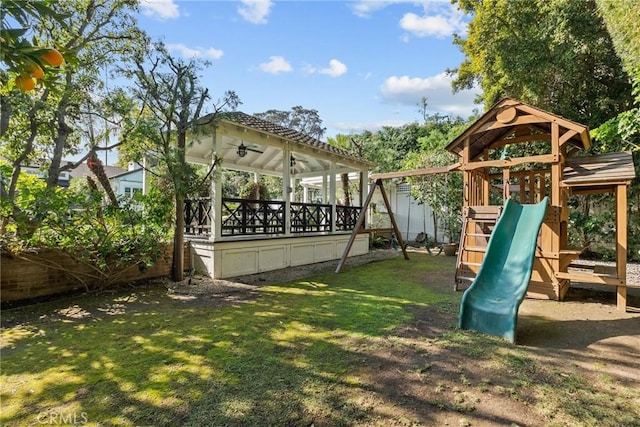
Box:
[69,163,127,179]
[18,158,126,180]
[188,111,373,178]
[109,167,143,181]
[445,98,591,160]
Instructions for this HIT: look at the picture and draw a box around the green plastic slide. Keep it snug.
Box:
[458,197,548,343]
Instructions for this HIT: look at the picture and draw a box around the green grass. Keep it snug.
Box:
[1,254,454,426]
[2,253,639,427]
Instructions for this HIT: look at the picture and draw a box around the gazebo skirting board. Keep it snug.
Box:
[189,234,370,279]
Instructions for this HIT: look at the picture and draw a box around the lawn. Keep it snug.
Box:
[1,253,639,426]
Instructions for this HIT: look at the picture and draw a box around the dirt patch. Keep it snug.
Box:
[230,248,402,286]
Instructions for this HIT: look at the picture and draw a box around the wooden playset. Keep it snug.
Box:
[448,98,635,310]
[364,98,635,311]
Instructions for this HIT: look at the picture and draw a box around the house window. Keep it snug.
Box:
[124,187,142,198]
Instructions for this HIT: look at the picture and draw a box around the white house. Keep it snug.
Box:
[109,166,144,199]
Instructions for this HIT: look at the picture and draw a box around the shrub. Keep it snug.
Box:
[1,166,172,289]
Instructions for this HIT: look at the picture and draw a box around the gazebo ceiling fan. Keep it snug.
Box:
[290,155,309,174]
[228,141,263,157]
[290,155,308,166]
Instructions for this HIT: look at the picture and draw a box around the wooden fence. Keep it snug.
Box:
[1,244,190,302]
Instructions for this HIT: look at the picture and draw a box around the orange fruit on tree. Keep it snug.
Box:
[40,49,64,67]
[15,76,37,92]
[28,64,45,79]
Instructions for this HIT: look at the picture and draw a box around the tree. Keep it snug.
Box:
[120,41,240,281]
[0,0,144,233]
[593,0,640,152]
[403,115,468,244]
[451,0,633,128]
[254,106,326,139]
[357,122,437,174]
[596,0,640,79]
[0,0,67,95]
[327,134,356,206]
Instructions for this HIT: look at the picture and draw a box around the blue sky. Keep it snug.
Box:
[136,0,481,139]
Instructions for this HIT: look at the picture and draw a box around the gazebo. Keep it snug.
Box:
[180,112,373,279]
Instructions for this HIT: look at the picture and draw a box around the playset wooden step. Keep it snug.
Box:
[454,205,502,291]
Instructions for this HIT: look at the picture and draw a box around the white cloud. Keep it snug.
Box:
[306,59,348,77]
[167,43,223,60]
[203,48,224,60]
[351,1,468,38]
[400,13,451,38]
[259,56,292,74]
[351,0,407,18]
[140,0,180,20]
[238,0,273,24]
[319,59,347,77]
[400,4,468,38]
[379,72,480,117]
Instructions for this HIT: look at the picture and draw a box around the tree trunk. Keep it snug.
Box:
[172,127,187,282]
[47,79,72,189]
[0,95,11,138]
[87,151,119,207]
[173,194,185,281]
[341,173,350,206]
[2,106,38,235]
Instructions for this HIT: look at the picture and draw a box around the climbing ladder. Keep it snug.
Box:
[454,205,502,291]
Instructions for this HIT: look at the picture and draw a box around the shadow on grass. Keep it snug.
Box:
[1,255,457,426]
[3,253,639,427]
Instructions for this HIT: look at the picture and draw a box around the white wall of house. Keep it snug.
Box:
[110,168,143,198]
[21,166,71,187]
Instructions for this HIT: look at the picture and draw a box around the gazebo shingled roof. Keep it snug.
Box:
[189,111,372,177]
[196,111,371,167]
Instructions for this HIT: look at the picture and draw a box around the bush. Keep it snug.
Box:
[1,167,172,289]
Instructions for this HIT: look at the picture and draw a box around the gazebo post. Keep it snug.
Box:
[283,147,291,236]
[360,169,368,208]
[211,133,222,241]
[330,162,337,232]
[322,173,328,203]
